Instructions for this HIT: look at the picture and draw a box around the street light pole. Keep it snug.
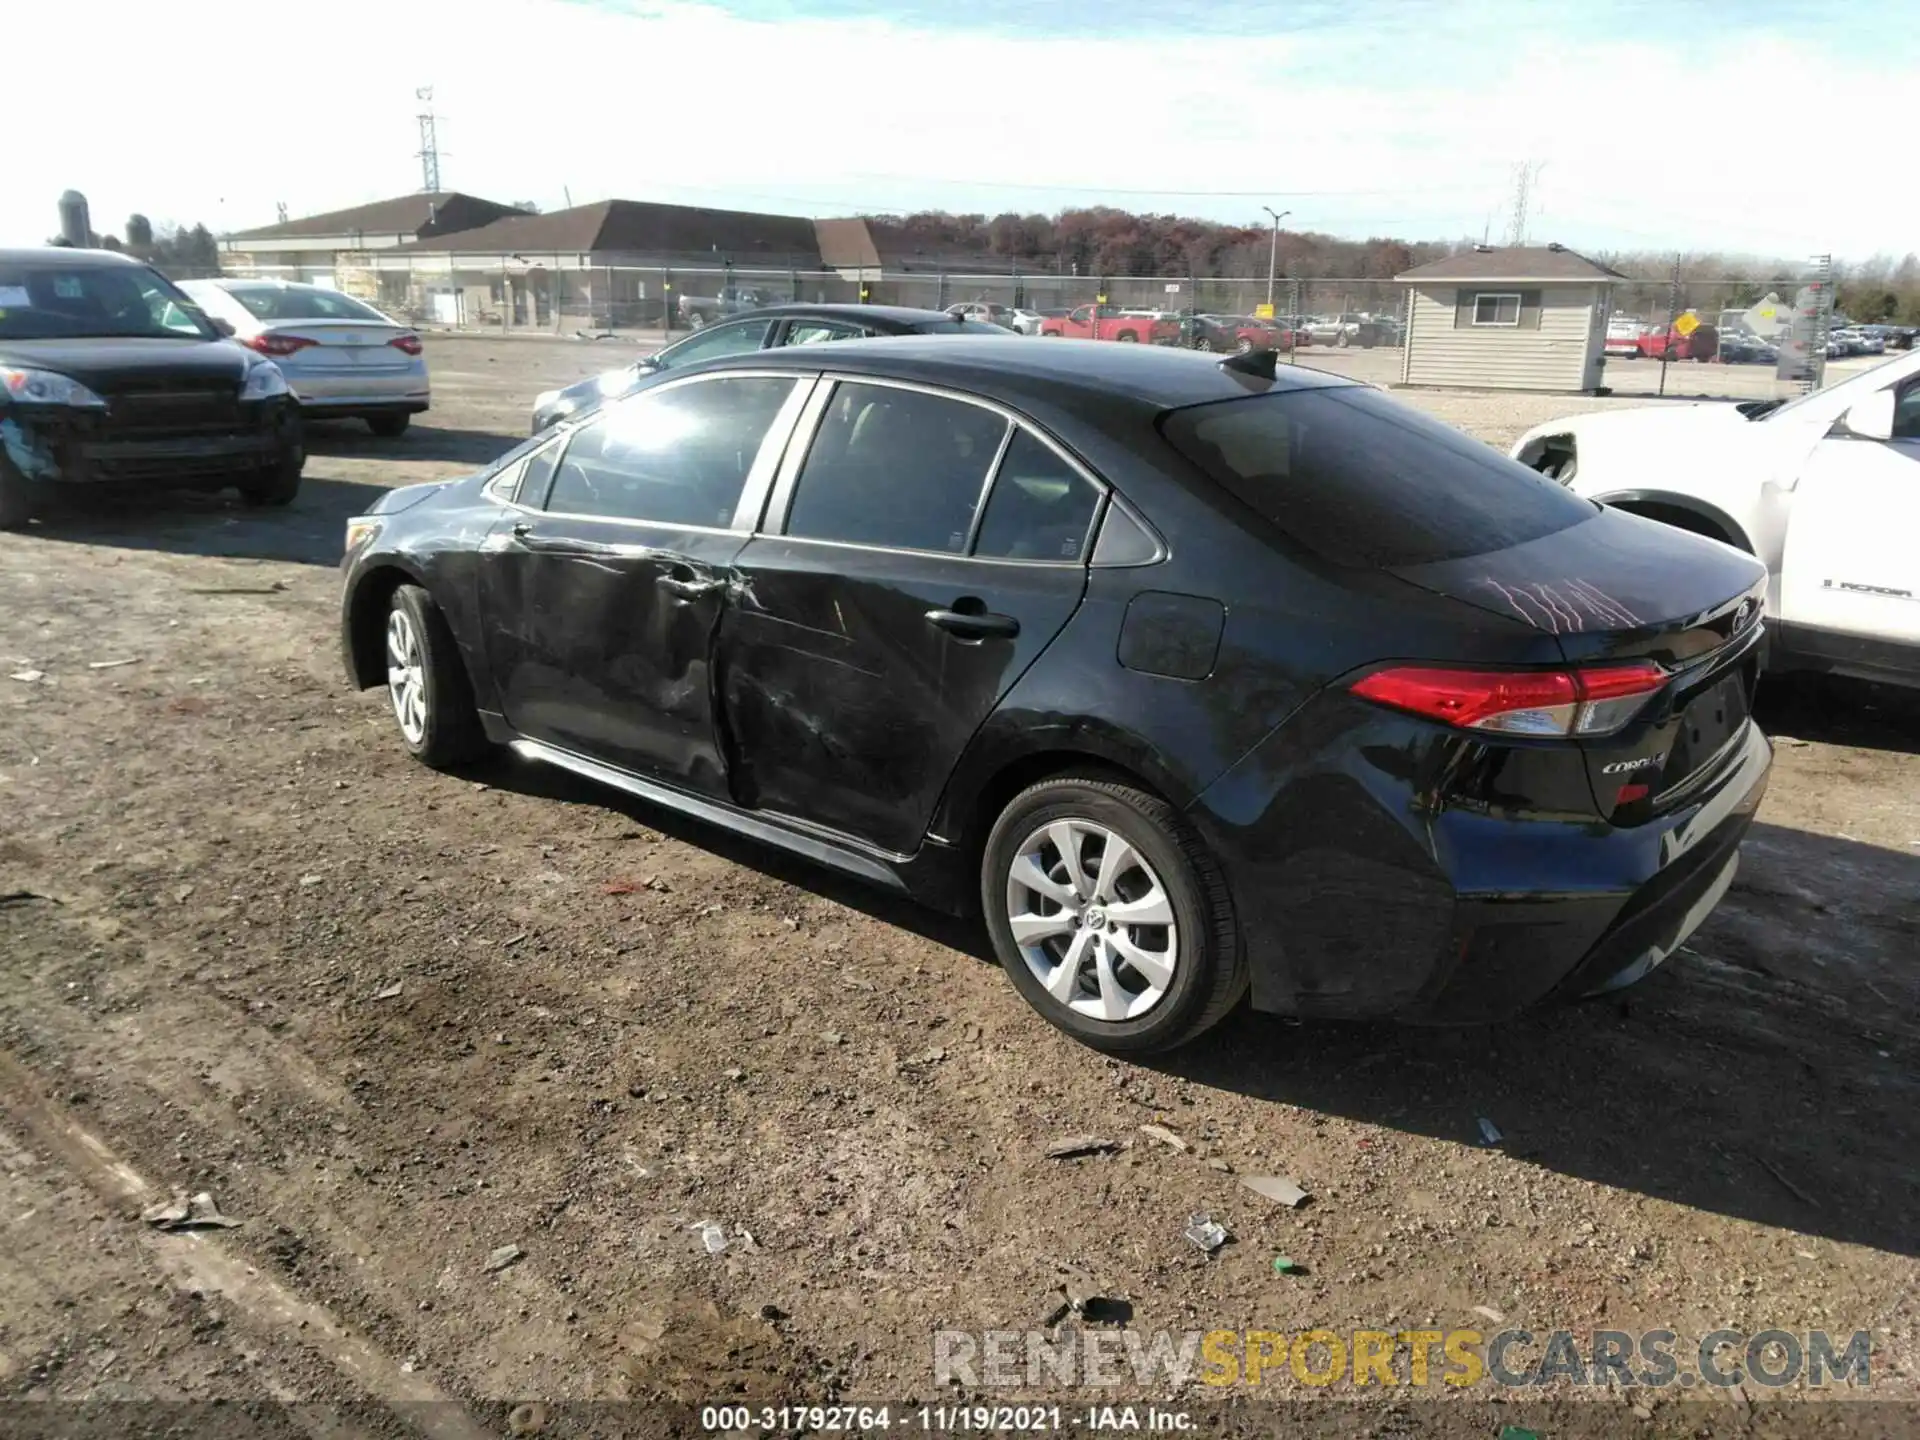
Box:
[1262,206,1291,310]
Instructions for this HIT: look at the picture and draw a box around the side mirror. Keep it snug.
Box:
[1841,390,1896,441]
[209,316,236,338]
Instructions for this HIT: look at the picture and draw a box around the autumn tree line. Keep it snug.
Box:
[866,208,1920,322]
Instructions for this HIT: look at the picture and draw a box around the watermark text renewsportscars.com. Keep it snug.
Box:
[934,1327,1872,1391]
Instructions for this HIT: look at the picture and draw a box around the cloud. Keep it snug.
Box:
[5,0,1912,261]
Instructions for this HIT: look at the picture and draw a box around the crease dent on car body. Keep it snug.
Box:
[344,338,1773,1053]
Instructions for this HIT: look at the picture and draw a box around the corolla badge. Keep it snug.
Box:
[1602,753,1668,775]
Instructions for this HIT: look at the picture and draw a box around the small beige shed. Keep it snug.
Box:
[1395,244,1625,392]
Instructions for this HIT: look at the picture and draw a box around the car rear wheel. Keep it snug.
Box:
[1115,331,1140,343]
[1235,336,1255,354]
[385,584,491,769]
[982,776,1245,1054]
[367,413,411,438]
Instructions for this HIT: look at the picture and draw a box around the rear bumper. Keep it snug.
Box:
[1189,711,1771,1023]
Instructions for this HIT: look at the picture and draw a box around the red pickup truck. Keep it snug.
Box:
[1038,305,1181,344]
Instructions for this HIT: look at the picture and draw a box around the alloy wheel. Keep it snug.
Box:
[1005,818,1180,1021]
[386,608,428,744]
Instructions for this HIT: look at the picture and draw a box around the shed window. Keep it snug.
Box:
[1473,292,1523,326]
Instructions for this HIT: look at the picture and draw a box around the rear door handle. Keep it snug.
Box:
[926,607,1020,639]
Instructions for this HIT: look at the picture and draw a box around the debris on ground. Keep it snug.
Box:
[0,891,60,909]
[87,659,138,670]
[1139,1124,1188,1152]
[140,1189,242,1231]
[1497,1428,1542,1440]
[484,1244,525,1273]
[1240,1175,1310,1208]
[184,582,288,596]
[298,875,323,888]
[690,1221,728,1255]
[1039,1286,1073,1328]
[9,669,45,683]
[374,983,404,1000]
[1183,1212,1229,1254]
[1207,1157,1234,1174]
[1478,1116,1504,1146]
[1046,1134,1119,1160]
[1473,1304,1507,1325]
[1271,1255,1302,1275]
[819,1031,845,1046]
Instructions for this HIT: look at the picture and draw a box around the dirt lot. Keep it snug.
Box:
[2,334,1916,1436]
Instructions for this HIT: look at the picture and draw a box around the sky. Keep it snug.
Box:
[8,0,1914,263]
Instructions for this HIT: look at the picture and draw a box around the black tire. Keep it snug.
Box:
[981,775,1245,1054]
[1115,331,1140,343]
[367,413,411,438]
[238,448,303,508]
[1337,331,1352,347]
[386,584,491,769]
[0,456,37,531]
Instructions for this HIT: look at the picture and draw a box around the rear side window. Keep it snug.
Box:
[1158,387,1595,568]
[226,287,389,322]
[972,431,1100,562]
[785,382,1008,552]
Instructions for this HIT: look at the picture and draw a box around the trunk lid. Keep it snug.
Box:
[1391,506,1768,817]
[258,319,416,375]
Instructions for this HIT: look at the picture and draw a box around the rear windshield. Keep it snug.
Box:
[1159,386,1596,568]
[226,287,388,323]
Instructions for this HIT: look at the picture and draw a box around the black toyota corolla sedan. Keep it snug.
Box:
[343,337,1771,1053]
[528,303,1004,433]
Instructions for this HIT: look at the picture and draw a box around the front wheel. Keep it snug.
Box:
[0,456,38,531]
[981,776,1245,1054]
[384,584,491,769]
[238,449,303,508]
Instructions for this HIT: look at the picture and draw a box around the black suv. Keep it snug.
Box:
[0,247,304,529]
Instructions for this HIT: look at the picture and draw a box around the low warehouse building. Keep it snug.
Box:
[1395,244,1624,392]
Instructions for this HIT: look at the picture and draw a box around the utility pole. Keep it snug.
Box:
[415,87,442,194]
[1263,206,1291,309]
[1505,160,1543,247]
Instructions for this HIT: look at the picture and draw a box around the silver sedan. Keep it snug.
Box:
[180,279,429,437]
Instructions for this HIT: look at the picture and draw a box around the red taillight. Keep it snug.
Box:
[245,333,316,358]
[1350,661,1666,738]
[388,333,423,356]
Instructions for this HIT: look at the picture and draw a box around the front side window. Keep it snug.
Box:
[1893,378,1920,441]
[784,382,1008,552]
[543,375,797,526]
[654,319,773,369]
[223,286,390,323]
[1159,386,1595,569]
[1472,292,1522,326]
[0,263,215,341]
[972,431,1101,562]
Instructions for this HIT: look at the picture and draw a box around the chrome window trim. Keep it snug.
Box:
[497,369,810,535]
[762,372,1115,568]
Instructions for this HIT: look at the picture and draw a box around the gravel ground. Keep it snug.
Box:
[1,334,1916,1435]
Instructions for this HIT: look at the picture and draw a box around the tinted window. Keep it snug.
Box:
[655,319,772,369]
[225,286,389,322]
[972,431,1100,562]
[785,382,1008,552]
[1159,387,1595,568]
[545,376,796,526]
